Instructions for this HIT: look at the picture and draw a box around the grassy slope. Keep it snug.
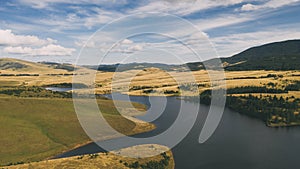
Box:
[0,97,154,166]
[0,58,88,87]
[223,40,300,71]
[1,57,299,167]
[5,150,174,169]
[1,58,299,96]
[94,69,300,96]
[185,40,300,71]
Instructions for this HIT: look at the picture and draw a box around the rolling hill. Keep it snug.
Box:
[2,39,299,73]
[0,58,90,87]
[0,58,77,73]
[186,40,300,71]
[83,40,300,72]
[222,40,300,70]
[0,58,48,72]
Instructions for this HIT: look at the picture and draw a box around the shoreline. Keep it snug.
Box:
[51,114,157,160]
[267,122,300,128]
[44,91,299,160]
[6,146,174,169]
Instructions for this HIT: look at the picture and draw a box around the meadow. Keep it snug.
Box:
[0,96,154,166]
[1,58,299,168]
[1,58,299,97]
[5,148,174,169]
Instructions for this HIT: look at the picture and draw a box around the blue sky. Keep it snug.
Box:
[0,0,299,64]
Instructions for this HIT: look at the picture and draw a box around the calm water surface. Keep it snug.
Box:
[56,93,300,169]
[45,87,73,92]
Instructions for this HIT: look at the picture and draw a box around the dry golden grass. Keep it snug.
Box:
[0,58,91,87]
[1,58,299,168]
[5,145,174,169]
[1,58,300,97]
[94,69,300,96]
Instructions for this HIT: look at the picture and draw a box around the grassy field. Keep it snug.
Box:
[1,58,299,167]
[1,58,299,97]
[0,58,88,87]
[5,146,174,169]
[0,97,154,166]
[94,69,300,96]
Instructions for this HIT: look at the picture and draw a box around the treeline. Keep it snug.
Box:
[227,86,287,94]
[225,73,283,80]
[41,62,76,71]
[285,81,300,91]
[0,86,72,98]
[0,74,39,76]
[53,64,76,71]
[200,84,298,95]
[130,84,173,91]
[45,83,88,89]
[184,85,300,126]
[46,73,89,76]
[142,89,179,95]
[0,73,90,77]
[129,85,180,95]
[227,95,300,126]
[122,152,171,169]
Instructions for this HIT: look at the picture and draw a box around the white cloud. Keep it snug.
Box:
[241,0,300,11]
[75,40,96,48]
[17,1,252,33]
[112,43,144,54]
[241,3,257,11]
[4,44,75,56]
[0,29,75,57]
[9,0,299,64]
[83,8,123,29]
[121,39,133,44]
[183,32,210,45]
[195,15,252,31]
[0,29,56,46]
[130,0,246,16]
[212,28,300,57]
[128,44,143,52]
[18,0,128,9]
[19,0,245,14]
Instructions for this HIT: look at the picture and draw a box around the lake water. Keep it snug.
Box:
[45,87,73,92]
[55,93,300,169]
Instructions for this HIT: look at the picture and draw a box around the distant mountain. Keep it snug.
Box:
[0,58,84,75]
[39,61,77,71]
[1,40,299,72]
[0,58,52,72]
[222,40,300,71]
[87,40,300,72]
[186,40,300,71]
[84,62,185,72]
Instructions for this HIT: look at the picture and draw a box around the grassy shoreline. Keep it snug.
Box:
[5,146,174,169]
[0,96,156,166]
[0,58,299,168]
[267,122,300,127]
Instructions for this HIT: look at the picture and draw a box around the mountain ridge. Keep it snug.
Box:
[1,39,299,71]
[222,39,300,70]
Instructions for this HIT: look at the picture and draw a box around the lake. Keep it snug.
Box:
[55,93,300,169]
[45,87,73,92]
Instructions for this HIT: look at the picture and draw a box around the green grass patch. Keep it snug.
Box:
[0,97,147,166]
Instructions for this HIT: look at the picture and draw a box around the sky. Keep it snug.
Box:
[0,0,300,64]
